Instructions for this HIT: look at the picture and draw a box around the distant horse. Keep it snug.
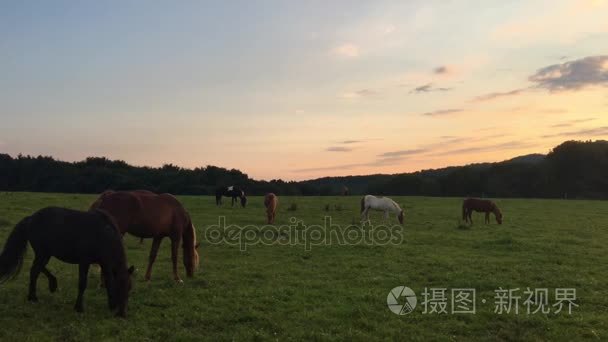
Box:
[0,207,134,317]
[462,198,503,224]
[342,186,350,196]
[264,193,278,224]
[215,186,247,207]
[360,195,404,225]
[90,190,200,283]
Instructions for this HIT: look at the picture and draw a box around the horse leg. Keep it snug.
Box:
[231,196,235,207]
[360,207,368,223]
[100,264,117,310]
[485,212,489,224]
[144,237,163,281]
[74,263,90,313]
[41,267,57,293]
[468,210,473,225]
[170,236,183,283]
[364,208,371,224]
[28,254,50,302]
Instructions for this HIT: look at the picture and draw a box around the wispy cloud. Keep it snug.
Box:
[472,88,527,102]
[340,140,362,144]
[342,88,378,98]
[331,43,359,58]
[422,108,463,117]
[549,118,596,128]
[473,55,608,102]
[293,163,368,173]
[540,108,568,114]
[377,136,486,160]
[542,126,608,138]
[432,141,536,156]
[433,65,456,75]
[292,157,404,173]
[410,83,452,94]
[378,148,429,158]
[529,55,608,91]
[326,146,354,152]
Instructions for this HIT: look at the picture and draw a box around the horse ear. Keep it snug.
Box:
[128,266,135,275]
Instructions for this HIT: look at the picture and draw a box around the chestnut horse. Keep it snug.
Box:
[264,193,278,224]
[462,198,503,225]
[90,190,199,283]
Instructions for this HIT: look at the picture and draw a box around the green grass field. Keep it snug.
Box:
[0,192,606,341]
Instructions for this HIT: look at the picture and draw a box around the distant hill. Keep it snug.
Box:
[1,140,607,198]
[505,153,546,165]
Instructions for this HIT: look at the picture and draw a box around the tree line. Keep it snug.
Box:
[1,140,607,199]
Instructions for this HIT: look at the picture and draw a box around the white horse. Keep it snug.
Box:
[360,195,404,225]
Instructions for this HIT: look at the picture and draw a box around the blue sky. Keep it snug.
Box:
[1,0,607,180]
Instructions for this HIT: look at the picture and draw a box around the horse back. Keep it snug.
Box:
[28,207,125,264]
[134,192,190,232]
[463,198,495,212]
[264,193,277,209]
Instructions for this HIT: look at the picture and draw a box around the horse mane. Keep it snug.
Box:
[492,202,502,215]
[388,198,402,212]
[182,213,199,275]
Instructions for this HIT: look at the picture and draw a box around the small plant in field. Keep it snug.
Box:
[324,204,330,211]
[334,204,343,211]
[287,203,298,211]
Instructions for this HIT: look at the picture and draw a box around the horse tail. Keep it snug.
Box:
[360,196,365,213]
[0,216,31,283]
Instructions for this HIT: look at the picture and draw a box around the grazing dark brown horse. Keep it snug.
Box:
[90,190,200,283]
[0,207,134,317]
[264,193,278,224]
[462,198,503,225]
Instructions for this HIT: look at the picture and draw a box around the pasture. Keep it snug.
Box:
[0,192,606,341]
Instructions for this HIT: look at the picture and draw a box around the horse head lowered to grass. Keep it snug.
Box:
[360,195,404,225]
[462,198,503,225]
[215,186,247,207]
[0,207,135,317]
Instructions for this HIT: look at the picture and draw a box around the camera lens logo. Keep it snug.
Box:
[387,286,417,315]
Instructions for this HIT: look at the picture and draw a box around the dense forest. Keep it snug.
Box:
[1,140,607,199]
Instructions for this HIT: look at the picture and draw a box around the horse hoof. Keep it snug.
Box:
[74,306,84,313]
[175,279,184,285]
[28,295,38,303]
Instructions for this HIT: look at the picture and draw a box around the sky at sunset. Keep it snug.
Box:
[1,0,607,180]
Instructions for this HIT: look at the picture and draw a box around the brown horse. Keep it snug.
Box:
[462,198,503,225]
[90,190,199,283]
[264,193,278,224]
